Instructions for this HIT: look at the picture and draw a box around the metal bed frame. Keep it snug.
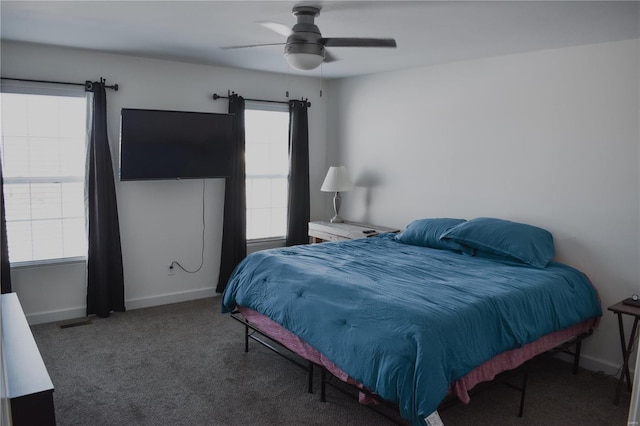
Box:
[230,310,593,424]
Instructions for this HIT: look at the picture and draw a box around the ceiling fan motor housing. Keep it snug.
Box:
[285,6,325,58]
[284,41,324,57]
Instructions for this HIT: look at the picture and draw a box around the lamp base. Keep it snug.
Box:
[329,215,344,223]
[329,192,344,223]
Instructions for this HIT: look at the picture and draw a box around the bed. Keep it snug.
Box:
[221,217,602,425]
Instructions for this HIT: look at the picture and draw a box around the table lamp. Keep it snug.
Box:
[320,166,353,223]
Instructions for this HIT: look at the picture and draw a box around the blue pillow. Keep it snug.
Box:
[394,218,473,253]
[440,217,555,268]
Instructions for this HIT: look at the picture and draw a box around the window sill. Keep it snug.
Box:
[247,237,285,254]
[10,256,87,270]
[247,237,285,244]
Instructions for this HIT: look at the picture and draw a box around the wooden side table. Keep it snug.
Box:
[308,221,399,243]
[608,299,640,405]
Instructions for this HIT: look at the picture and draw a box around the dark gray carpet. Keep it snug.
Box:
[30,296,631,425]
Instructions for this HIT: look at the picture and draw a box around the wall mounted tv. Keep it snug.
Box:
[119,108,234,181]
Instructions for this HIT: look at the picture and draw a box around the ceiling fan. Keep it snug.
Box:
[221,5,397,71]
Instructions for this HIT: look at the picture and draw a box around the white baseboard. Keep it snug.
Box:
[27,306,87,325]
[26,287,217,325]
[125,287,216,311]
[555,351,629,377]
[27,292,630,381]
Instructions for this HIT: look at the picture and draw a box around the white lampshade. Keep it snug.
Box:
[321,166,353,192]
[285,52,324,71]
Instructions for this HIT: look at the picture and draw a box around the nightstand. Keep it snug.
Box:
[608,299,640,405]
[308,221,399,243]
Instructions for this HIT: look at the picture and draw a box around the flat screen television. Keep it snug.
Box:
[119,108,234,181]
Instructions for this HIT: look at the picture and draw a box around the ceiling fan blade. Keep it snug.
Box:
[323,50,339,63]
[321,38,397,48]
[259,21,293,37]
[220,42,286,50]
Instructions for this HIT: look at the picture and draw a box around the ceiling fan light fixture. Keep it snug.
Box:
[284,42,325,71]
[285,52,324,70]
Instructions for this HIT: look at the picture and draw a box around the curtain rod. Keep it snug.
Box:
[1,77,119,91]
[213,90,310,107]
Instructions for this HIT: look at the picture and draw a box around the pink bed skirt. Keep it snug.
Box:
[238,306,598,405]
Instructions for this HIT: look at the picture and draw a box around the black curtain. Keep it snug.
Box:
[0,158,11,294]
[216,94,247,293]
[86,82,125,317]
[285,100,310,247]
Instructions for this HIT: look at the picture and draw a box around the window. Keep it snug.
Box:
[244,105,289,240]
[0,89,87,264]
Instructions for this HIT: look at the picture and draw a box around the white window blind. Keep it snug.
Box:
[245,106,289,240]
[0,91,87,264]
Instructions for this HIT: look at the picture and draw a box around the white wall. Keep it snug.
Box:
[1,41,328,324]
[327,39,640,374]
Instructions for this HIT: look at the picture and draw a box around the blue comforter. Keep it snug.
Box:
[221,234,601,425]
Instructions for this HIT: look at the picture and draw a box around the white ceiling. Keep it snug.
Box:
[1,1,638,79]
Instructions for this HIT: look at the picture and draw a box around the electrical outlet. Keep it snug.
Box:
[167,263,175,276]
